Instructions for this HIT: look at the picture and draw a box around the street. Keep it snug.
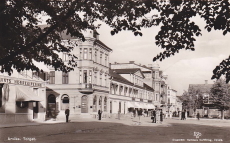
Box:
[0,117,230,143]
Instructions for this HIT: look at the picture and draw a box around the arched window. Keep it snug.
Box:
[104,97,107,112]
[61,95,69,110]
[48,95,56,103]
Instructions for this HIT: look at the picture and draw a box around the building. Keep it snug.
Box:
[109,68,155,117]
[188,80,230,118]
[46,30,112,120]
[166,86,178,113]
[0,70,46,123]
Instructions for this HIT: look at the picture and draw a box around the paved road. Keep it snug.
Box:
[1,117,230,143]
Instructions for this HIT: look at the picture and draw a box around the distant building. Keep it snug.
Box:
[109,68,155,117]
[188,80,230,118]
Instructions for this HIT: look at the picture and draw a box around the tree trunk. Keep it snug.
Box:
[221,110,224,120]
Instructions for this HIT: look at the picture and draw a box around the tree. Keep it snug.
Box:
[181,87,203,116]
[210,78,230,120]
[1,0,230,82]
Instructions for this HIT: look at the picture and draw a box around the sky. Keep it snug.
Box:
[95,17,230,95]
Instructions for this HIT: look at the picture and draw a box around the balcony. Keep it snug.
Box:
[78,83,94,94]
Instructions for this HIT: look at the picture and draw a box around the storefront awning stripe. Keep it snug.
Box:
[16,86,43,102]
[126,102,135,108]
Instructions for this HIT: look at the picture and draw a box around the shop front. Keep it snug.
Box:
[0,76,46,123]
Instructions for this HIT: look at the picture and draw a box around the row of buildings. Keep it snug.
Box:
[0,30,182,123]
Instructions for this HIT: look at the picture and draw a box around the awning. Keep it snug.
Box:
[147,104,155,109]
[126,102,135,108]
[16,86,43,102]
[134,102,142,108]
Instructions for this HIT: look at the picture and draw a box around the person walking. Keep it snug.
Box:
[151,110,155,123]
[197,112,200,120]
[160,111,163,124]
[65,107,70,123]
[98,109,102,120]
[118,110,121,120]
[153,109,156,123]
[138,108,142,124]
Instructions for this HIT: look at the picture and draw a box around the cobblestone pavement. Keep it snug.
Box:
[1,116,230,143]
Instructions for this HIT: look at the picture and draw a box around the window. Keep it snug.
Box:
[80,48,82,60]
[33,88,38,96]
[89,70,92,83]
[95,51,97,62]
[105,55,107,66]
[89,48,92,60]
[83,70,87,83]
[94,72,97,85]
[61,95,69,110]
[100,74,102,86]
[49,71,55,84]
[62,72,69,84]
[83,48,88,59]
[63,53,68,61]
[100,53,102,64]
[105,75,107,87]
[79,70,82,83]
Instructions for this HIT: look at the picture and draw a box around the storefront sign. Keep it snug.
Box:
[0,77,42,87]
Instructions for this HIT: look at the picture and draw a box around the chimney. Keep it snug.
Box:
[129,61,134,64]
[205,80,208,85]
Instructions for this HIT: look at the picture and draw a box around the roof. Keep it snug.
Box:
[94,40,112,52]
[189,84,213,93]
[112,68,145,78]
[109,70,133,86]
[143,83,154,92]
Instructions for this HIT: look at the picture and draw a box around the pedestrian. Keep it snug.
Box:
[151,110,155,123]
[118,110,121,120]
[65,107,70,123]
[197,112,200,120]
[181,110,185,120]
[98,109,102,120]
[160,111,163,124]
[138,108,142,124]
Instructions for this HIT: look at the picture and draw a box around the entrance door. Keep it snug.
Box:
[33,102,38,119]
[81,95,88,113]
[47,94,56,118]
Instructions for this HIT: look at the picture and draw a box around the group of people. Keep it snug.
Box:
[150,109,164,123]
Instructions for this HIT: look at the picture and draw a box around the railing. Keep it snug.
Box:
[81,83,93,89]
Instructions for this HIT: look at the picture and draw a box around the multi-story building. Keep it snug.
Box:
[167,86,178,113]
[109,68,155,116]
[0,69,46,123]
[46,30,112,119]
[110,61,164,108]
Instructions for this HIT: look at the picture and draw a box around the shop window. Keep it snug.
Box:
[62,72,69,84]
[49,71,55,84]
[16,101,28,108]
[104,97,107,112]
[61,95,69,110]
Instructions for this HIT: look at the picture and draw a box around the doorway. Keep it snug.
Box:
[47,94,56,118]
[81,95,88,113]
